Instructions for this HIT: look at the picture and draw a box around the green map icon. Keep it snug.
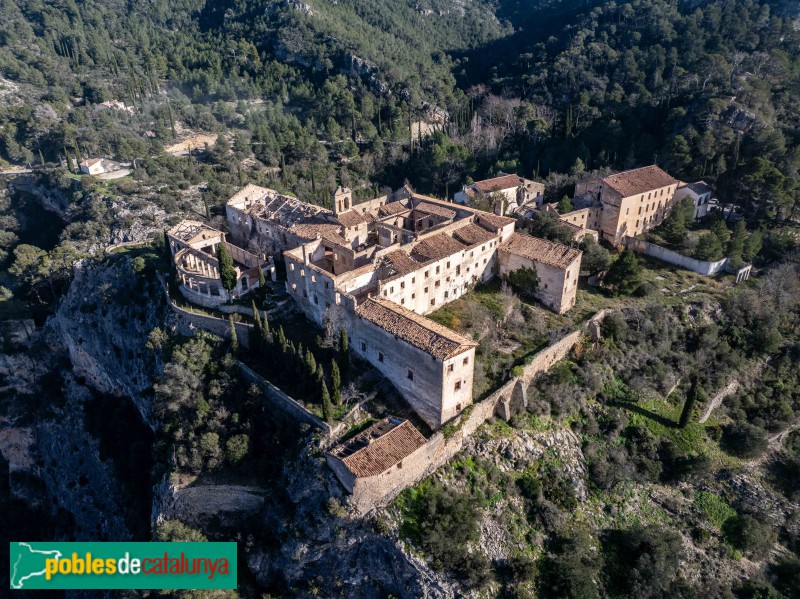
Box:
[10,542,63,589]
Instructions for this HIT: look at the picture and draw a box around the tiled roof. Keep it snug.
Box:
[335,210,369,228]
[355,298,477,361]
[80,157,104,167]
[289,223,349,246]
[331,418,427,478]
[473,174,523,193]
[414,202,457,220]
[410,233,466,262]
[381,250,420,277]
[476,212,516,230]
[602,165,677,198]
[453,223,496,247]
[379,201,411,216]
[501,232,582,269]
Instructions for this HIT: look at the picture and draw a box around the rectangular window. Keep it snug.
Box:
[447,364,454,373]
[401,298,405,305]
[430,299,436,306]
[378,352,384,362]
[447,261,450,269]
[435,281,440,288]
[412,277,415,284]
[324,282,329,289]
[425,270,429,278]
[407,369,414,381]
[401,282,405,289]
[454,381,461,391]
[290,264,295,271]
[361,341,366,351]
[436,266,440,274]
[463,357,469,366]
[424,287,429,293]
[412,293,416,299]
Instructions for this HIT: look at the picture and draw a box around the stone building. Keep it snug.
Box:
[498,233,583,314]
[570,165,680,244]
[455,173,545,215]
[166,221,275,308]
[223,183,581,429]
[326,418,427,497]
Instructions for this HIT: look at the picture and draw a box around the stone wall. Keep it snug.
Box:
[623,237,728,275]
[341,309,611,514]
[345,377,519,514]
[236,361,330,434]
[519,329,583,385]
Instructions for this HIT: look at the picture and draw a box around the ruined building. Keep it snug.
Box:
[225,183,582,429]
[166,221,275,308]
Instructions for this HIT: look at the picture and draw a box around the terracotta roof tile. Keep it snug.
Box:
[501,232,582,269]
[453,223,496,247]
[289,223,349,246]
[473,174,523,193]
[410,233,466,262]
[332,419,427,477]
[379,201,411,216]
[335,210,369,227]
[414,202,457,219]
[603,165,678,198]
[380,250,420,277]
[355,298,476,361]
[476,212,516,230]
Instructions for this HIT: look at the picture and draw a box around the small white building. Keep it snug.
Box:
[455,174,544,215]
[675,181,716,219]
[79,158,111,175]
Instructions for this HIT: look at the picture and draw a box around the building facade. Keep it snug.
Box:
[571,165,680,244]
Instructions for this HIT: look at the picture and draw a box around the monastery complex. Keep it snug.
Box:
[167,165,697,499]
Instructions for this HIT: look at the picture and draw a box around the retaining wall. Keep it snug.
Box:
[623,237,728,275]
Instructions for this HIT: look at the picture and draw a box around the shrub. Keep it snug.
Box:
[723,515,776,559]
[721,422,768,459]
[398,483,489,587]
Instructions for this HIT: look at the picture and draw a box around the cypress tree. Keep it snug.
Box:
[339,326,350,376]
[258,261,266,288]
[251,301,262,353]
[305,347,317,378]
[679,376,705,429]
[331,359,341,405]
[217,244,237,297]
[277,326,287,351]
[229,316,239,355]
[321,379,333,423]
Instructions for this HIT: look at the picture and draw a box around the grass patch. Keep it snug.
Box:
[694,491,736,529]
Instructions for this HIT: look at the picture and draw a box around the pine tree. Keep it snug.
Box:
[605,249,642,295]
[321,379,333,423]
[229,316,239,355]
[331,359,341,405]
[339,326,350,377]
